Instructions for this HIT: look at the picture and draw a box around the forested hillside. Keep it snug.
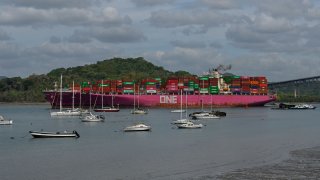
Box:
[0,57,192,102]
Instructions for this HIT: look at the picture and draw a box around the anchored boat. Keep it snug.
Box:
[29,130,80,138]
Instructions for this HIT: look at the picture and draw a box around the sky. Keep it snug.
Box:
[1,0,320,81]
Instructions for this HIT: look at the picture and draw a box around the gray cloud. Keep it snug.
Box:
[251,0,311,19]
[0,6,131,27]
[89,27,147,43]
[67,30,92,44]
[170,40,206,49]
[0,29,12,41]
[1,0,320,81]
[0,42,20,58]
[148,10,233,28]
[210,42,223,49]
[131,0,174,7]
[200,0,239,9]
[143,47,224,75]
[49,36,62,44]
[2,0,95,9]
[68,27,147,43]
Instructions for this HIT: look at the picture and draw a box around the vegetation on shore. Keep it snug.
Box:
[0,57,192,102]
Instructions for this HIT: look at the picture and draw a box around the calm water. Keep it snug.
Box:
[1,103,320,180]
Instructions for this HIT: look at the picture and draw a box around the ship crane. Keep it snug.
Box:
[208,64,232,92]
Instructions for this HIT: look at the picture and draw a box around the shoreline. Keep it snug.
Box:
[216,145,320,179]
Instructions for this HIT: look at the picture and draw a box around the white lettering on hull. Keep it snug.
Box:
[160,95,177,104]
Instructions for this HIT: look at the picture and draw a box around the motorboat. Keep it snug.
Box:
[0,115,13,125]
[131,108,148,114]
[272,103,316,110]
[176,121,203,129]
[171,119,190,124]
[124,123,151,132]
[291,104,316,109]
[29,130,80,138]
[81,112,105,122]
[189,111,220,119]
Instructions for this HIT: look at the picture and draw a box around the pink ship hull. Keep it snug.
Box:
[44,91,276,108]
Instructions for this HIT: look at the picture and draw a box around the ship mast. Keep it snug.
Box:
[59,74,63,112]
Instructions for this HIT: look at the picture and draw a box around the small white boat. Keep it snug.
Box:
[29,130,80,138]
[0,115,13,125]
[94,106,120,112]
[124,123,151,132]
[131,108,148,114]
[190,111,220,119]
[171,109,186,113]
[81,112,105,122]
[291,104,316,109]
[171,119,190,124]
[50,109,81,116]
[176,121,203,129]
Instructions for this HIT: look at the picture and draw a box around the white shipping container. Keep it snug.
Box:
[146,90,157,94]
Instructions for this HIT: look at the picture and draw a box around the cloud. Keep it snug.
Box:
[224,13,313,53]
[230,53,320,81]
[210,42,223,49]
[0,41,122,77]
[131,0,174,7]
[68,27,147,43]
[0,42,20,58]
[0,6,131,27]
[143,47,224,75]
[200,0,239,9]
[0,29,12,40]
[252,0,312,19]
[148,10,233,28]
[1,0,320,81]
[170,40,207,49]
[67,30,92,44]
[49,36,62,44]
[2,0,94,9]
[253,14,293,33]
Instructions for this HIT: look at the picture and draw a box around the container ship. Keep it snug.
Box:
[43,70,276,109]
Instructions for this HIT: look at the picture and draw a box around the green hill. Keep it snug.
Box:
[0,57,192,102]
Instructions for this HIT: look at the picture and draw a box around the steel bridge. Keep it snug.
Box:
[268,75,320,88]
[268,75,320,97]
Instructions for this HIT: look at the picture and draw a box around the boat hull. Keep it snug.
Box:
[29,131,80,138]
[94,108,120,112]
[0,120,13,125]
[124,128,151,132]
[44,91,276,108]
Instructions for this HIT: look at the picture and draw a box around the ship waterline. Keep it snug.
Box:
[44,91,276,108]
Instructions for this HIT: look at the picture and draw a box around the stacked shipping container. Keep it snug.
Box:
[70,74,268,95]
